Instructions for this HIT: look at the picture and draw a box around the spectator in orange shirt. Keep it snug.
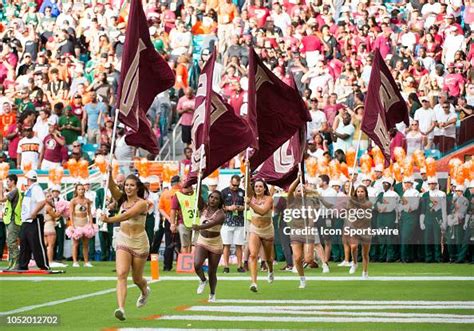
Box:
[156,175,181,271]
[174,55,190,97]
[0,101,16,137]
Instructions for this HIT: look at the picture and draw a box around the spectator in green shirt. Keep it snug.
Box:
[58,106,81,145]
[14,88,35,114]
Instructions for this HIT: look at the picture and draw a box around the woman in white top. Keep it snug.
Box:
[405,120,425,156]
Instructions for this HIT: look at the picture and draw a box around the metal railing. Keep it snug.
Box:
[172,117,182,161]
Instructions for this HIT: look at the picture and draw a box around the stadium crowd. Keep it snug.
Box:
[0,0,473,271]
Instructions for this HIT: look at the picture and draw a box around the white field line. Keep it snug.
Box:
[157,314,474,324]
[215,299,474,306]
[0,280,159,316]
[188,306,474,317]
[1,276,474,281]
[191,305,474,310]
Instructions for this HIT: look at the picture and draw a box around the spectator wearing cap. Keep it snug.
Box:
[158,175,182,271]
[84,91,106,144]
[17,53,34,77]
[399,177,420,263]
[414,96,436,149]
[17,126,43,170]
[420,177,447,263]
[19,170,49,270]
[307,98,327,139]
[443,62,465,99]
[58,105,81,145]
[374,177,400,262]
[39,120,65,170]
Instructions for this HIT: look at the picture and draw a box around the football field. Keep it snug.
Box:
[0,262,473,330]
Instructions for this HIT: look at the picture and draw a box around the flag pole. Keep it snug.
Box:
[298,162,310,246]
[243,148,250,244]
[192,146,205,226]
[348,134,362,197]
[99,109,120,231]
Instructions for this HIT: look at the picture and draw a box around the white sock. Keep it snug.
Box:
[300,276,306,282]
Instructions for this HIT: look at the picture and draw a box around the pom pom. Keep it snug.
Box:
[82,224,99,239]
[65,226,83,240]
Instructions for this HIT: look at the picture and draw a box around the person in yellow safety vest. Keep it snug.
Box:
[170,185,203,253]
[0,174,22,270]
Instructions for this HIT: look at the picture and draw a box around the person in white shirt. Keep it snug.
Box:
[18,170,49,270]
[307,98,328,139]
[315,174,336,273]
[434,101,457,153]
[420,177,447,262]
[372,164,385,194]
[33,109,52,143]
[374,177,400,262]
[17,127,43,170]
[399,177,420,262]
[331,113,355,155]
[414,97,436,148]
[361,175,380,203]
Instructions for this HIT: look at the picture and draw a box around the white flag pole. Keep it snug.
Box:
[192,146,205,226]
[243,148,250,244]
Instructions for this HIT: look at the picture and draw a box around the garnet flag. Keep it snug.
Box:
[247,47,311,170]
[361,48,409,166]
[254,74,307,189]
[185,52,254,186]
[117,0,175,154]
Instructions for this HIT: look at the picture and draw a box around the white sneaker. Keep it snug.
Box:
[292,266,298,273]
[299,280,306,289]
[362,271,369,279]
[83,262,93,267]
[250,283,258,292]
[72,262,80,267]
[322,263,330,273]
[208,294,216,303]
[196,280,207,294]
[114,308,126,321]
[337,261,350,267]
[267,272,274,283]
[136,286,151,308]
[349,261,354,267]
[349,264,358,274]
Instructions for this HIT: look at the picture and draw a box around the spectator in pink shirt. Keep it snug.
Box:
[372,23,393,59]
[176,87,196,147]
[443,62,465,99]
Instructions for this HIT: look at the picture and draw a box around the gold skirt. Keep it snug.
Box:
[249,223,274,241]
[196,234,223,255]
[115,231,150,259]
[44,221,56,236]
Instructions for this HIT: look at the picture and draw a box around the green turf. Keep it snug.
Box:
[0,262,473,330]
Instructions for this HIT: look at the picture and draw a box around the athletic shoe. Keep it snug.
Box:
[362,271,369,279]
[114,308,126,321]
[349,261,354,267]
[349,264,358,274]
[83,262,93,267]
[72,262,80,267]
[250,283,258,292]
[299,280,306,289]
[196,280,207,294]
[208,294,216,303]
[237,267,246,273]
[337,261,350,267]
[322,263,330,273]
[292,266,298,273]
[260,261,268,272]
[267,272,274,283]
[136,286,151,308]
[223,267,230,273]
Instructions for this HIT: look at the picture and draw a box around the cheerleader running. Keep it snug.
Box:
[246,178,274,292]
[101,174,151,321]
[193,191,225,302]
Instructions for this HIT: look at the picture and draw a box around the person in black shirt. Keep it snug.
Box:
[221,175,246,273]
